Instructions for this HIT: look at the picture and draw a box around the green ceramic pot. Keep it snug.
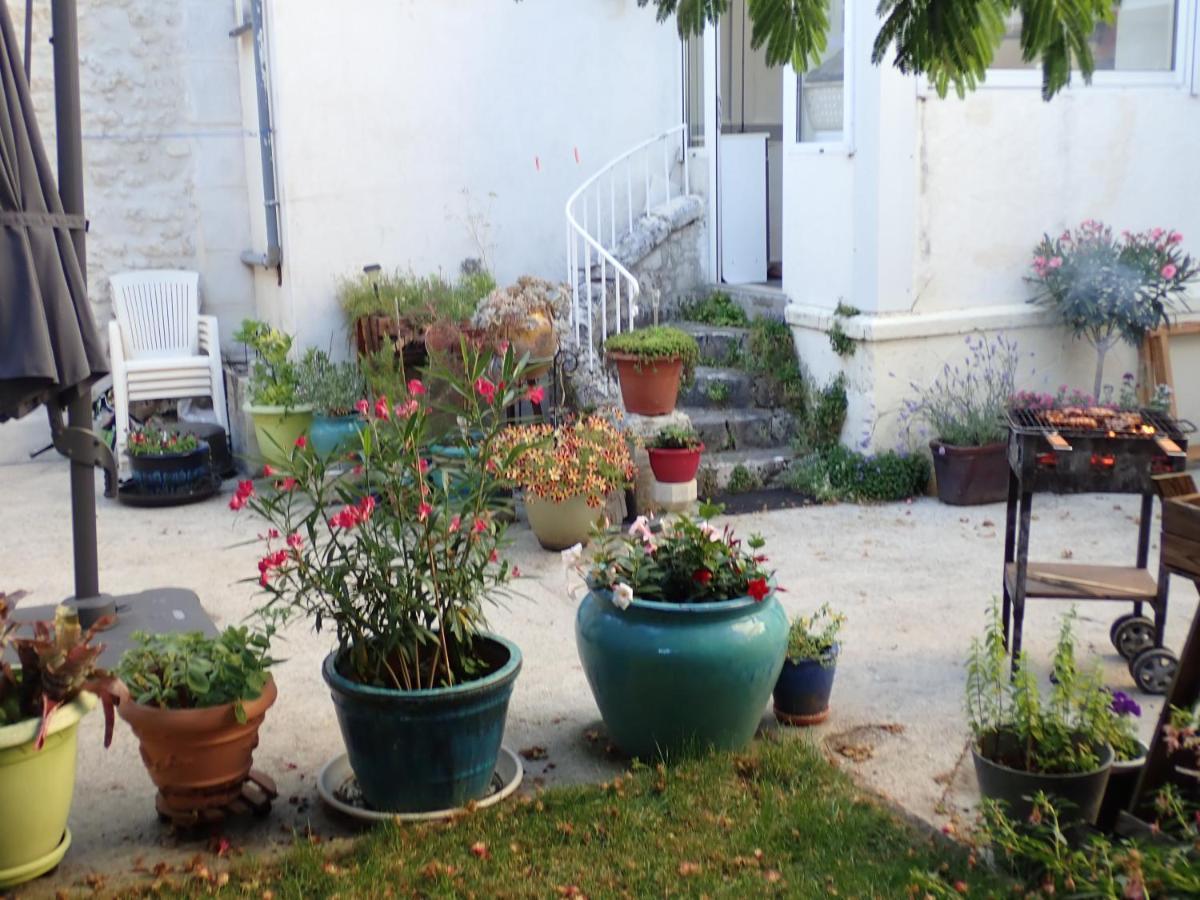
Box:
[246,404,313,469]
[525,494,605,551]
[0,692,95,888]
[575,590,787,759]
[309,413,364,461]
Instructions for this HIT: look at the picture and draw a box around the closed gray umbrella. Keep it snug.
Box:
[0,0,105,420]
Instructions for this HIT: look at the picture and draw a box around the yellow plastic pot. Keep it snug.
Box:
[0,692,95,888]
[524,494,605,551]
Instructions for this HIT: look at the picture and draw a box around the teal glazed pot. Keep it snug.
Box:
[576,590,787,758]
[309,414,364,460]
[322,634,521,813]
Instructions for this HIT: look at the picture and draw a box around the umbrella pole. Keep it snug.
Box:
[51,0,98,600]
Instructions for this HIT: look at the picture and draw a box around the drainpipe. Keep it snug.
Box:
[232,0,281,273]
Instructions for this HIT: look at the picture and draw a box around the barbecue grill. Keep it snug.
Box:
[1002,406,1194,693]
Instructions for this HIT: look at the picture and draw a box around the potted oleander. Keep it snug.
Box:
[235,319,312,469]
[1094,691,1146,832]
[472,276,568,380]
[968,604,1115,826]
[299,349,366,460]
[898,334,1019,505]
[126,425,212,495]
[0,596,112,889]
[113,625,278,818]
[232,345,540,813]
[605,325,699,416]
[494,415,636,551]
[773,604,844,726]
[646,424,705,484]
[572,503,787,758]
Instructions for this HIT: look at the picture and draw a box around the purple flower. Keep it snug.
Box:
[1110,691,1142,718]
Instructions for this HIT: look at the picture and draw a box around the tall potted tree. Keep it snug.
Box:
[232,344,540,813]
[235,320,312,469]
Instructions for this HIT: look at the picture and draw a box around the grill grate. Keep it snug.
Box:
[1006,407,1192,441]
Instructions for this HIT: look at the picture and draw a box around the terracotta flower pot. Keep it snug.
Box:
[609,353,684,416]
[647,445,705,484]
[116,678,277,815]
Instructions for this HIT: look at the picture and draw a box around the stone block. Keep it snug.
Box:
[650,478,697,513]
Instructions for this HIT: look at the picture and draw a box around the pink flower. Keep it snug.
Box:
[1162,263,1178,279]
[359,496,376,519]
[472,516,488,534]
[474,377,496,401]
[354,398,369,416]
[275,477,298,492]
[265,528,281,540]
[418,501,433,522]
[407,379,426,396]
[229,479,255,510]
[286,532,304,549]
[295,435,308,449]
[526,385,545,405]
[229,493,248,511]
[1169,231,1183,244]
[418,458,430,474]
[627,516,653,542]
[496,339,511,355]
[1152,227,1165,240]
[512,566,522,578]
[262,464,276,477]
[489,549,499,563]
[394,399,419,418]
[449,515,461,534]
[374,396,391,419]
[1048,257,1062,269]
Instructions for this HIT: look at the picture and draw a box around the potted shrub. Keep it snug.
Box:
[773,604,844,726]
[113,625,278,818]
[299,349,366,460]
[967,604,1115,826]
[126,426,212,495]
[235,319,312,469]
[472,276,568,380]
[232,345,539,813]
[572,503,788,758]
[1094,691,1146,832]
[494,415,636,551]
[604,325,699,416]
[0,595,112,889]
[646,424,705,484]
[899,334,1019,505]
[1028,221,1197,399]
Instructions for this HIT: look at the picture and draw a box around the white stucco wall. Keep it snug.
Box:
[251,0,684,353]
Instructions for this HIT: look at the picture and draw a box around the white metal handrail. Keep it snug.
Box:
[565,124,690,370]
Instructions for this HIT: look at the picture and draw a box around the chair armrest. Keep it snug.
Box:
[107,319,126,370]
[198,315,221,358]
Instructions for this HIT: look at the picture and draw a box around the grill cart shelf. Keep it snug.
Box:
[1002,407,1193,694]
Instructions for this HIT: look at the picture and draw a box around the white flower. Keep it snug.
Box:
[700,522,722,542]
[561,543,583,568]
[612,583,634,610]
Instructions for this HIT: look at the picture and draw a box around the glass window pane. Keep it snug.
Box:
[685,30,705,147]
[993,1,1177,72]
[797,0,845,142]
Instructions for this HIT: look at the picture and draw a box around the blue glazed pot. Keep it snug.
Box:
[128,441,212,494]
[322,634,521,813]
[773,647,839,726]
[576,590,787,759]
[309,414,364,460]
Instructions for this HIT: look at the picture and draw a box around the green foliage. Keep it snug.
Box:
[705,380,731,407]
[827,320,855,357]
[648,424,703,450]
[235,319,302,408]
[833,302,861,317]
[126,426,200,458]
[337,269,495,327]
[786,603,845,665]
[116,626,277,723]
[726,464,759,494]
[788,443,928,504]
[605,325,700,386]
[680,291,749,327]
[746,319,806,412]
[299,349,366,417]
[800,373,848,452]
[966,603,1121,775]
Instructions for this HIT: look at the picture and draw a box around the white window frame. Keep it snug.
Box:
[915,0,1198,95]
[785,0,856,156]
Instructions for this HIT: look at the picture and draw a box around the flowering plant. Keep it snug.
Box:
[1100,690,1143,762]
[899,334,1020,447]
[581,501,775,606]
[647,424,703,451]
[494,414,635,507]
[127,426,200,457]
[1011,374,1173,414]
[786,604,844,666]
[1028,221,1197,398]
[231,343,541,690]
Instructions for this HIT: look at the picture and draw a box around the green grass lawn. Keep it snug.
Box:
[150,735,1008,898]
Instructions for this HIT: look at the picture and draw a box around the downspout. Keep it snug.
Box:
[232,0,281,274]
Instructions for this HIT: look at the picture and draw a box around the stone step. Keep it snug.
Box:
[685,406,796,451]
[696,448,794,495]
[674,322,750,367]
[681,366,754,409]
[680,283,788,322]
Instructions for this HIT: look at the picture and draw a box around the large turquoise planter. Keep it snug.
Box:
[576,590,787,759]
[309,414,364,460]
[322,634,521,813]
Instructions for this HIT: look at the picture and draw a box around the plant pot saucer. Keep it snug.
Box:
[317,747,523,824]
[116,473,221,508]
[0,828,71,890]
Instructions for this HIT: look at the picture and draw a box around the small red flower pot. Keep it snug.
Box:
[647,445,704,484]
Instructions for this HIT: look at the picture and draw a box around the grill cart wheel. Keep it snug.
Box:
[1110,613,1139,647]
[1130,647,1178,695]
[1113,617,1156,661]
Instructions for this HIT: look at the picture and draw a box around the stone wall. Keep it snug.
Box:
[616,195,707,323]
[12,0,255,351]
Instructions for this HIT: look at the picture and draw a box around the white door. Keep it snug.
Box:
[718,133,768,282]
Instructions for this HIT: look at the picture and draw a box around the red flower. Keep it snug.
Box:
[275,477,298,491]
[418,501,433,522]
[448,515,461,533]
[354,398,369,416]
[472,516,488,534]
[526,385,545,405]
[262,464,276,477]
[418,458,430,474]
[474,377,496,401]
[295,435,308,449]
[693,569,712,585]
[265,528,281,540]
[407,379,426,396]
[512,566,522,578]
[747,578,770,602]
[229,479,255,510]
[489,549,499,563]
[286,532,304,549]
[229,493,248,511]
[374,396,391,419]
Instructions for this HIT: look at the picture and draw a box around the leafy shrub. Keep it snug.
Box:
[299,349,366,417]
[605,326,700,386]
[788,444,928,503]
[827,320,856,357]
[681,292,749,327]
[648,424,703,450]
[495,415,636,508]
[786,603,845,665]
[705,380,731,406]
[747,319,806,412]
[235,319,303,408]
[337,269,495,327]
[726,464,760,494]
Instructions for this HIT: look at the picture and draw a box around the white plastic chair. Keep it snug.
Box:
[108,270,229,464]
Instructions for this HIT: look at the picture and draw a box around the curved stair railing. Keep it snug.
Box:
[565,124,689,371]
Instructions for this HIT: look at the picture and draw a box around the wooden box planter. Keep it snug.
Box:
[1162,493,1200,579]
[353,315,429,371]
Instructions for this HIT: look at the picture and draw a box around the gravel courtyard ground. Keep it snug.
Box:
[3,458,1196,896]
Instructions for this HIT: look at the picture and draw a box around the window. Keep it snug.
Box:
[685,30,705,148]
[796,0,846,142]
[993,0,1179,72]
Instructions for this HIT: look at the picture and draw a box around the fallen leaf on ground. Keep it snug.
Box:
[470,841,490,859]
[678,861,701,876]
[521,745,549,760]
